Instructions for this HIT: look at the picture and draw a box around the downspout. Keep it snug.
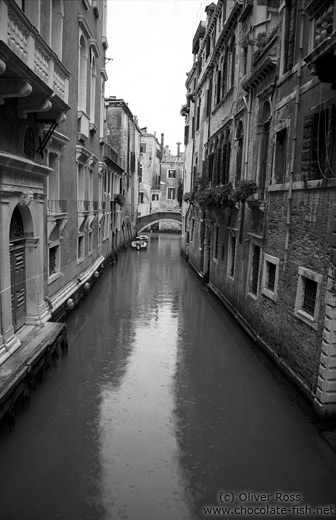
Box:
[283,10,304,271]
[243,92,252,180]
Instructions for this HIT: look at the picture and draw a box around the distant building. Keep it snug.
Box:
[159,144,184,231]
[139,129,162,217]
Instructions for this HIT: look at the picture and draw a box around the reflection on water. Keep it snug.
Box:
[0,233,336,520]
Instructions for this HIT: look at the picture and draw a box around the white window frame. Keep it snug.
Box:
[48,240,61,284]
[294,267,322,330]
[262,254,280,301]
[77,232,85,264]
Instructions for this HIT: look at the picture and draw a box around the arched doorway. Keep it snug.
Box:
[9,206,26,332]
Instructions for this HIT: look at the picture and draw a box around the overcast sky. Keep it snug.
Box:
[105,0,207,154]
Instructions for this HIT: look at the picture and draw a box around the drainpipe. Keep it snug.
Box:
[243,92,252,180]
[283,10,305,271]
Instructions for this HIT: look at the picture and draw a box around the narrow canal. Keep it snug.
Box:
[0,233,336,520]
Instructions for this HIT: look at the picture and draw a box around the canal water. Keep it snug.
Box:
[0,233,336,520]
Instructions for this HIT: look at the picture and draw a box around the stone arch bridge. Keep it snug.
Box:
[137,211,182,233]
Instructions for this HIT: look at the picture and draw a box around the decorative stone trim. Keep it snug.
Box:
[315,269,336,415]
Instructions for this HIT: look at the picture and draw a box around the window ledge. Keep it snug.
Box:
[247,291,258,301]
[294,309,318,330]
[48,272,62,285]
[269,178,336,191]
[261,287,277,301]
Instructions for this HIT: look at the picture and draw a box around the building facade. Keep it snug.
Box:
[0,0,141,365]
[105,96,141,248]
[159,144,184,231]
[182,0,336,416]
[45,0,110,322]
[138,129,162,217]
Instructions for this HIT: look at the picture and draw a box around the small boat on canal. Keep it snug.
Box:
[131,235,149,250]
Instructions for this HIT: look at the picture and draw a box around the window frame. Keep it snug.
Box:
[294,267,323,329]
[261,254,280,301]
[77,233,85,264]
[48,240,61,283]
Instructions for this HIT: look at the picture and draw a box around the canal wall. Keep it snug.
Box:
[206,280,316,407]
[0,322,67,431]
[0,246,125,430]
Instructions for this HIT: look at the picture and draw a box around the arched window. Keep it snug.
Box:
[236,121,244,183]
[78,35,88,113]
[258,101,271,198]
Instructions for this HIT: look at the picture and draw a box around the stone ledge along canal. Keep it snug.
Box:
[0,233,336,520]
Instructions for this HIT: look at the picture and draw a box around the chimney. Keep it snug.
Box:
[176,141,181,157]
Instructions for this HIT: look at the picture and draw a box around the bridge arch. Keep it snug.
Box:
[137,211,182,233]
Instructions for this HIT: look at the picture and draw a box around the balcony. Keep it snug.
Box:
[0,0,70,119]
[78,200,94,213]
[304,0,336,88]
[94,201,106,211]
[47,200,68,240]
[47,199,68,215]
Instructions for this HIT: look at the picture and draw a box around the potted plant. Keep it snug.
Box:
[114,194,126,207]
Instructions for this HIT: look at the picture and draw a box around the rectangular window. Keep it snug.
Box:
[139,192,144,203]
[302,107,336,181]
[168,169,176,178]
[140,143,146,153]
[250,244,261,296]
[262,254,280,301]
[274,128,287,184]
[266,262,276,291]
[184,125,189,145]
[48,245,59,277]
[302,278,317,316]
[167,188,175,199]
[152,194,159,201]
[78,234,84,262]
[227,233,236,278]
[294,267,323,329]
[191,218,195,242]
[88,230,93,254]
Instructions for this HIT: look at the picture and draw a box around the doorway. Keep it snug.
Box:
[9,207,26,332]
